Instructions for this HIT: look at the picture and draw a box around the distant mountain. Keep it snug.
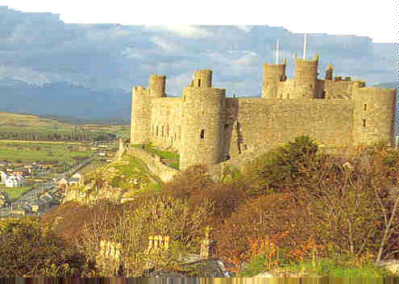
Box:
[374,82,398,89]
[0,79,131,121]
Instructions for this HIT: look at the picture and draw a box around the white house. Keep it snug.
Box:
[0,171,7,184]
[4,174,24,188]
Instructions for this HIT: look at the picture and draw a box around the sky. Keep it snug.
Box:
[1,0,396,43]
[0,2,395,101]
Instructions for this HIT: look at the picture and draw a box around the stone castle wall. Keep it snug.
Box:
[149,97,183,151]
[352,86,396,146]
[224,98,354,160]
[130,59,396,172]
[127,147,179,183]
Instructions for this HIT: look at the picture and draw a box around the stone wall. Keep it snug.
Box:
[150,97,183,151]
[353,86,396,146]
[225,98,354,160]
[127,147,179,183]
[130,65,396,172]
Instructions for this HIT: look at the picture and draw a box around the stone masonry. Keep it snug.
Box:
[130,56,397,170]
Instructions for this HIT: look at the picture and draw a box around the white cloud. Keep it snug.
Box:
[236,25,253,33]
[85,26,132,41]
[0,65,50,85]
[1,1,395,42]
[150,36,182,52]
[145,25,212,39]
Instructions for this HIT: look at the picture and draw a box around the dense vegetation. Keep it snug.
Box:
[2,136,399,277]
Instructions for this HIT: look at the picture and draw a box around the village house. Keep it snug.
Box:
[0,171,24,188]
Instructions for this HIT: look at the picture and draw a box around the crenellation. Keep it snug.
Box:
[130,56,396,171]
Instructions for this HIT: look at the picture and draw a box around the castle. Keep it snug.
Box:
[130,55,396,170]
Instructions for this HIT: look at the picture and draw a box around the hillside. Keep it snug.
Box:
[374,82,398,89]
[0,111,129,140]
[0,112,70,128]
[0,79,130,121]
[35,137,399,277]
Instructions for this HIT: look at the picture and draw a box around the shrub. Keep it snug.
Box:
[164,165,247,223]
[243,136,319,194]
[215,193,313,271]
[0,217,87,277]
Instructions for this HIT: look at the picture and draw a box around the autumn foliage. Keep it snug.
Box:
[22,136,399,276]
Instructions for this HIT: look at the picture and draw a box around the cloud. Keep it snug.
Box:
[0,7,395,96]
[145,25,212,39]
[150,36,182,53]
[0,65,50,85]
[236,25,253,32]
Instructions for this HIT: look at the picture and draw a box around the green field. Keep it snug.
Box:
[0,141,93,163]
[0,185,32,202]
[0,112,129,141]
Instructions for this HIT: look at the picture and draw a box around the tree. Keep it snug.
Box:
[243,136,319,195]
[0,217,87,277]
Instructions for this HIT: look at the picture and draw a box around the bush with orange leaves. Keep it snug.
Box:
[164,165,248,224]
[215,193,315,271]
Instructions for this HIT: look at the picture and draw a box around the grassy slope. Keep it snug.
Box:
[0,185,32,202]
[0,112,130,138]
[0,141,92,163]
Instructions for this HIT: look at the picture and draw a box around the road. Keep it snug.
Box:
[0,155,96,218]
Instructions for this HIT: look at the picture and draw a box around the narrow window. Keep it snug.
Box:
[364,104,367,111]
[162,126,164,137]
[198,79,201,87]
[200,129,205,139]
[363,119,366,127]
[156,126,159,136]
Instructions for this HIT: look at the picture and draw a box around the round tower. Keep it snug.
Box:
[352,84,396,146]
[262,62,287,98]
[294,56,319,99]
[180,71,226,170]
[193,70,212,88]
[130,86,151,145]
[325,64,334,80]
[149,74,166,97]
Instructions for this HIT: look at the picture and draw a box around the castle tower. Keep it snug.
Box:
[293,55,319,99]
[325,64,334,80]
[130,74,168,144]
[180,70,226,170]
[352,83,396,146]
[149,75,166,97]
[130,86,151,144]
[192,69,212,87]
[262,62,287,98]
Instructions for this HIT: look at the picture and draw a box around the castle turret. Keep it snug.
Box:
[149,74,166,97]
[293,55,319,99]
[325,64,334,80]
[130,86,151,144]
[352,84,396,146]
[262,62,287,98]
[180,70,226,170]
[193,69,212,87]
